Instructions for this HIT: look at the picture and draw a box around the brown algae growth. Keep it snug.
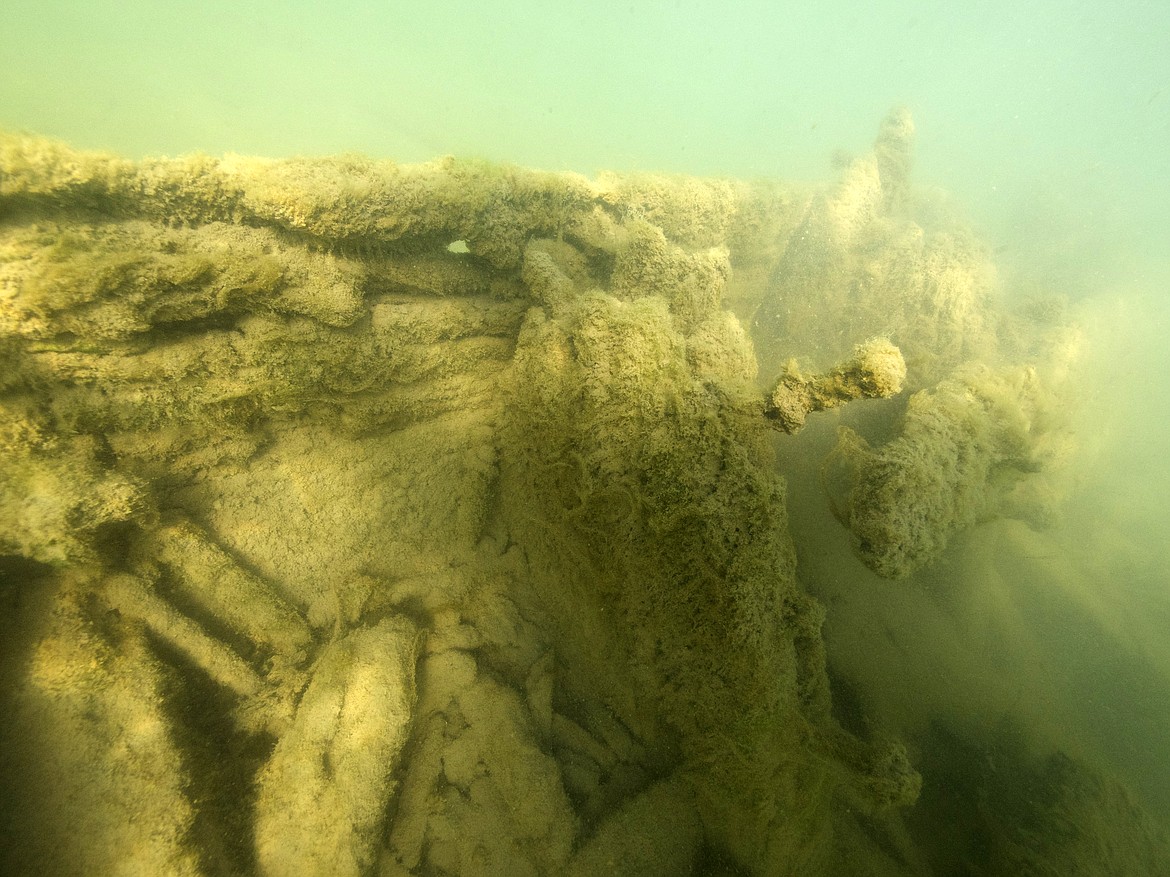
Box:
[1,111,1166,875]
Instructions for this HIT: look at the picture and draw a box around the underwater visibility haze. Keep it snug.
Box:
[1,2,1169,875]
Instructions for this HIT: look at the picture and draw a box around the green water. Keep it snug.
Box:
[3,1,1169,874]
[4,0,1167,288]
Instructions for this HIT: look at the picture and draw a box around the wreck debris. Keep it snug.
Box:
[823,364,1070,579]
[0,109,1126,876]
[763,337,907,434]
[254,617,421,877]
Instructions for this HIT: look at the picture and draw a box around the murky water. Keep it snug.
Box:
[2,3,1168,875]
